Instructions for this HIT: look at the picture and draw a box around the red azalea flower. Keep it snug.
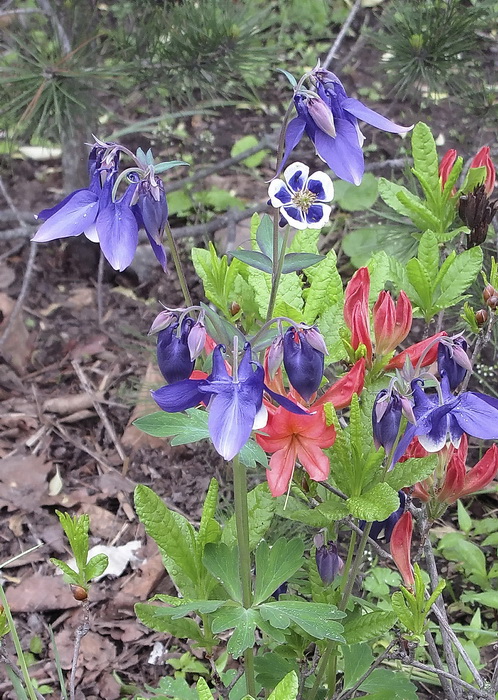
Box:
[373,290,412,356]
[385,331,447,371]
[470,146,496,196]
[390,511,414,588]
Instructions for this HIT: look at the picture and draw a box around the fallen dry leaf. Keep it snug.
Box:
[0,453,53,511]
[6,573,79,612]
[0,292,32,374]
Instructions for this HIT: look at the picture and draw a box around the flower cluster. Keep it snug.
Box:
[33,140,186,272]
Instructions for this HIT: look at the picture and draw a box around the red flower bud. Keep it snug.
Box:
[439,149,457,190]
[344,267,370,329]
[385,331,447,371]
[390,511,414,588]
[437,454,466,503]
[456,444,498,501]
[373,290,412,356]
[471,146,496,196]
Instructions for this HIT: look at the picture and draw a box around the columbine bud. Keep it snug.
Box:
[439,149,457,190]
[302,327,329,356]
[148,310,178,335]
[267,334,284,379]
[459,184,498,248]
[437,337,471,390]
[373,290,412,356]
[306,96,336,138]
[314,537,344,585]
[187,318,206,361]
[390,511,414,588]
[283,327,324,402]
[372,389,403,453]
[470,146,496,196]
[157,317,195,384]
[476,309,488,326]
[134,177,168,244]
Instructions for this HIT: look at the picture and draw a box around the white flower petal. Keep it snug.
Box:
[253,403,268,430]
[305,203,332,229]
[280,205,307,230]
[283,162,310,192]
[307,171,334,202]
[268,179,292,207]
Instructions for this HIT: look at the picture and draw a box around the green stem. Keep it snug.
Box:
[0,585,38,700]
[164,222,192,307]
[308,525,372,700]
[266,226,289,322]
[232,455,256,697]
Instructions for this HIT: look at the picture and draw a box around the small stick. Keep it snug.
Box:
[322,0,362,70]
[401,659,493,700]
[424,630,455,700]
[97,251,105,328]
[69,600,90,700]
[336,640,397,700]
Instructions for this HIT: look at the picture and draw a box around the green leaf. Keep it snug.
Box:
[281,253,325,273]
[391,591,414,630]
[342,644,374,690]
[342,226,417,268]
[359,668,418,699]
[277,68,297,88]
[288,228,320,254]
[461,165,487,194]
[386,455,437,490]
[203,543,242,603]
[211,605,259,657]
[259,602,345,641]
[192,243,241,313]
[317,300,348,362]
[222,483,275,551]
[231,134,268,168]
[411,122,440,203]
[198,479,219,553]
[442,156,463,201]
[396,190,440,230]
[49,558,79,585]
[347,484,400,521]
[343,611,396,644]
[253,538,304,604]
[153,159,189,174]
[438,533,487,579]
[134,485,199,592]
[196,677,215,700]
[461,591,498,610]
[417,230,439,281]
[230,250,273,274]
[255,214,274,259]
[457,500,472,534]
[135,603,206,642]
[334,173,378,211]
[303,248,343,324]
[436,246,483,308]
[85,554,108,581]
[425,579,446,613]
[254,654,298,690]
[268,671,299,700]
[240,439,269,470]
[54,511,89,577]
[247,266,303,320]
[406,257,433,311]
[367,251,393,304]
[377,179,431,230]
[133,409,210,445]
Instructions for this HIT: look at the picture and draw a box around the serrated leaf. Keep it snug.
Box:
[396,190,440,230]
[222,483,275,551]
[391,591,414,630]
[203,543,242,603]
[253,538,304,604]
[288,228,320,254]
[50,558,79,585]
[461,165,487,194]
[192,243,240,313]
[247,266,303,319]
[240,439,269,469]
[303,248,343,324]
[198,479,219,553]
[211,606,259,657]
[85,554,108,581]
[282,253,324,273]
[196,677,215,700]
[135,603,206,642]
[343,611,396,644]
[347,484,400,521]
[386,455,437,489]
[230,250,273,274]
[411,122,440,203]
[317,301,348,362]
[406,257,433,311]
[417,230,439,281]
[134,485,199,592]
[268,671,299,700]
[436,247,483,308]
[425,579,446,613]
[378,179,431,230]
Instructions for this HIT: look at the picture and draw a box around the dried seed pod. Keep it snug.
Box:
[476,309,488,326]
[70,584,88,601]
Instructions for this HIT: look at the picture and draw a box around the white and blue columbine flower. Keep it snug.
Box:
[268,162,334,230]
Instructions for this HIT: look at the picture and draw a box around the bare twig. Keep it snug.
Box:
[460,313,497,392]
[400,658,493,700]
[170,203,269,240]
[490,647,498,692]
[322,0,363,70]
[336,640,397,700]
[69,600,90,700]
[35,0,71,54]
[97,251,105,328]
[71,361,128,468]
[346,518,393,562]
[424,630,455,700]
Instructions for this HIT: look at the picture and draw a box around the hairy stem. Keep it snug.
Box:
[232,455,256,697]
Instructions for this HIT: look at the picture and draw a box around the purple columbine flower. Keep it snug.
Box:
[391,371,498,466]
[362,491,406,543]
[132,176,169,270]
[152,343,308,461]
[373,390,403,454]
[280,69,412,185]
[315,537,344,585]
[157,316,196,384]
[283,326,325,402]
[437,337,472,391]
[268,162,334,230]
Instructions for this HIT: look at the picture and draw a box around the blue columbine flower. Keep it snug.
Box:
[315,537,344,585]
[437,337,472,391]
[280,69,412,185]
[156,316,196,384]
[152,343,307,461]
[283,326,325,402]
[392,371,498,466]
[268,162,334,230]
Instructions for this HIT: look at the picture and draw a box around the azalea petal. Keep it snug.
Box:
[283,162,310,192]
[277,117,306,175]
[280,205,306,230]
[342,98,413,134]
[268,180,292,207]
[305,203,331,229]
[314,120,364,185]
[315,358,366,409]
[32,190,100,242]
[208,386,257,460]
[307,172,334,202]
[452,392,498,440]
[152,379,206,412]
[297,440,331,482]
[266,443,298,497]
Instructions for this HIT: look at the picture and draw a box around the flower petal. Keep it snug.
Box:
[283,162,310,192]
[266,443,298,497]
[32,190,100,242]
[342,98,413,134]
[280,205,306,230]
[314,120,364,185]
[307,172,334,202]
[305,203,331,229]
[452,392,498,440]
[152,379,206,412]
[268,180,292,207]
[97,201,139,271]
[277,117,306,175]
[84,223,100,243]
[145,228,167,271]
[296,439,330,482]
[207,386,257,460]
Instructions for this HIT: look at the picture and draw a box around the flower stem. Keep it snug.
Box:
[266,225,289,322]
[232,454,256,697]
[164,222,192,307]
